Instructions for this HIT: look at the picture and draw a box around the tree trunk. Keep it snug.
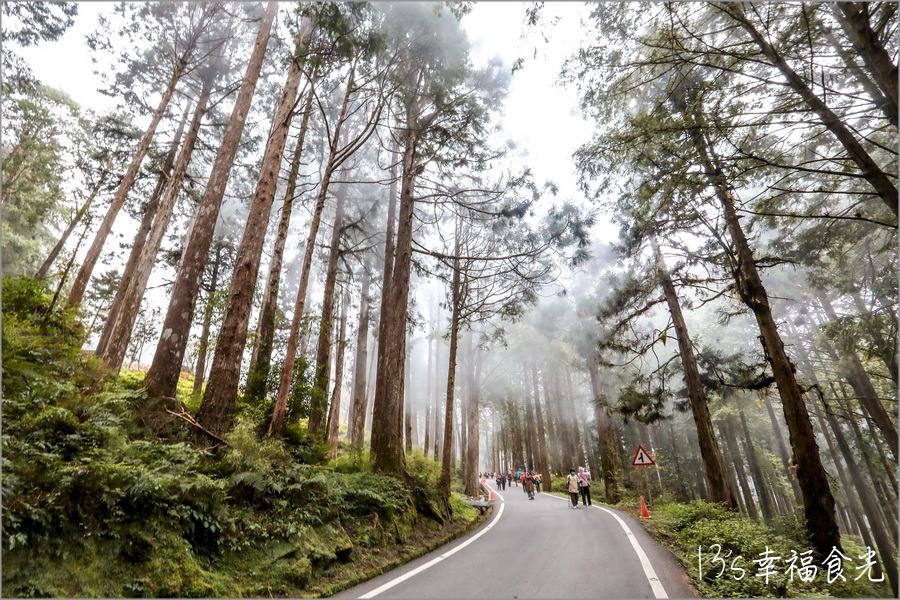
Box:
[738,410,777,521]
[719,2,898,215]
[35,172,109,281]
[423,319,433,459]
[327,288,349,459]
[192,241,223,394]
[371,126,417,474]
[197,33,308,436]
[654,239,738,509]
[530,361,551,490]
[267,68,358,437]
[439,245,462,497]
[587,357,619,502]
[720,419,760,521]
[818,14,897,128]
[823,401,898,595]
[95,100,192,357]
[245,83,316,402]
[850,289,898,385]
[309,186,346,437]
[763,393,804,506]
[349,264,370,452]
[832,2,899,116]
[464,336,481,497]
[816,292,898,459]
[404,338,413,453]
[100,75,213,373]
[542,368,564,474]
[66,54,190,309]
[683,107,842,558]
[144,2,278,401]
[812,395,885,555]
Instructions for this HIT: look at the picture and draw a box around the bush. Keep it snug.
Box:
[646,501,891,598]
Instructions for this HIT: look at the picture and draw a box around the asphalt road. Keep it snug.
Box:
[334,480,698,599]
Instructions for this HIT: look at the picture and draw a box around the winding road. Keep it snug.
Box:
[335,481,698,598]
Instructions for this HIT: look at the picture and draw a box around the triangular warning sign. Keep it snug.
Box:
[632,444,656,466]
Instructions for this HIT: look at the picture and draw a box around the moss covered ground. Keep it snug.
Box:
[1,276,483,597]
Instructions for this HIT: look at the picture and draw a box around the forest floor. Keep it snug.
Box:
[0,275,484,598]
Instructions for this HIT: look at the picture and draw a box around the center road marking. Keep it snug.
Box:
[357,485,506,599]
[544,491,668,599]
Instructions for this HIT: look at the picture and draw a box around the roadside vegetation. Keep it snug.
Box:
[1,275,481,598]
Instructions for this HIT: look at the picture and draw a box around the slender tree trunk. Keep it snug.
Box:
[245,84,316,402]
[365,339,377,431]
[823,401,898,595]
[439,246,462,497]
[96,101,192,357]
[738,410,777,521]
[267,71,358,437]
[654,239,737,509]
[850,289,898,384]
[144,2,278,400]
[327,288,349,459]
[404,338,413,453]
[100,75,213,373]
[832,2,899,115]
[682,107,841,557]
[35,173,109,280]
[423,318,433,459]
[309,187,346,437]
[542,368,563,474]
[530,361,551,490]
[349,264,371,451]
[197,33,308,436]
[464,336,482,497]
[721,419,760,521]
[763,393,804,506]
[816,292,898,459]
[433,311,444,461]
[193,242,223,394]
[718,2,898,215]
[818,15,897,128]
[66,55,191,309]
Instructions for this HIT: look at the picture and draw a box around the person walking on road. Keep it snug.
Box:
[566,469,580,508]
[500,474,506,490]
[534,472,542,493]
[524,471,535,500]
[577,466,592,506]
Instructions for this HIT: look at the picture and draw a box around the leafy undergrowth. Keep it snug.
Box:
[625,500,890,598]
[1,276,481,597]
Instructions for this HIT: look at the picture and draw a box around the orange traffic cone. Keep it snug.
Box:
[639,496,651,519]
[489,488,495,501]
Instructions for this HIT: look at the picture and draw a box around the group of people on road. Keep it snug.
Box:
[565,466,592,507]
[518,470,542,499]
[488,467,593,507]
[492,471,543,496]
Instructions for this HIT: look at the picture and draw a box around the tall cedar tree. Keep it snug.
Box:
[144,2,278,400]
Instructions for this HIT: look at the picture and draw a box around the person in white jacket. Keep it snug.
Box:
[565,469,580,508]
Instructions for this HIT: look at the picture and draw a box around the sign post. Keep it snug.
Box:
[632,445,655,514]
[631,444,655,466]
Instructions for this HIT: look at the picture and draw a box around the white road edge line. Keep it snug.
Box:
[357,483,505,598]
[544,493,668,599]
